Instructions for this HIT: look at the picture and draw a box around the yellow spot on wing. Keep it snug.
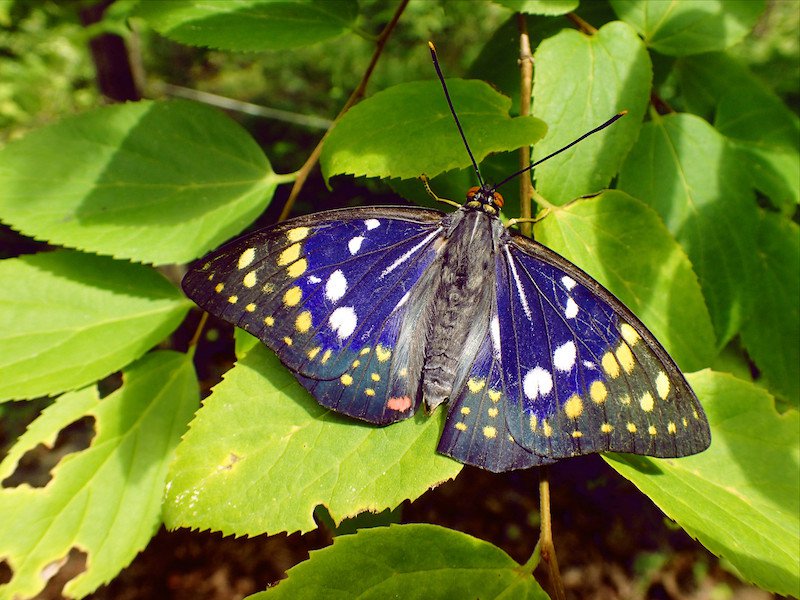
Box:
[283,286,302,307]
[340,373,353,385]
[321,349,332,364]
[283,336,292,346]
[483,426,497,439]
[307,346,321,360]
[639,392,654,412]
[467,378,485,393]
[243,270,257,288]
[455,422,467,431]
[529,415,538,432]
[365,388,375,396]
[620,322,640,346]
[564,394,583,419]
[351,359,361,368]
[262,282,275,294]
[620,394,631,405]
[615,342,635,374]
[375,345,391,362]
[237,247,256,269]
[488,407,498,418]
[215,283,224,293]
[295,311,312,333]
[371,373,380,381]
[600,423,613,433]
[648,425,657,435]
[264,316,275,326]
[602,352,620,378]
[287,227,310,242]
[360,347,371,356]
[227,295,238,304]
[460,407,471,415]
[278,243,301,266]
[655,371,670,399]
[245,303,256,312]
[668,421,677,434]
[287,258,307,278]
[543,420,553,437]
[590,381,607,404]
[626,422,637,433]
[488,390,501,403]
[572,431,583,438]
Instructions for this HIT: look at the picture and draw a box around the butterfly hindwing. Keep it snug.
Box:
[182,207,447,424]
[496,233,710,460]
[437,326,554,472]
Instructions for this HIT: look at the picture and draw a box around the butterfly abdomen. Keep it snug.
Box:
[415,210,497,412]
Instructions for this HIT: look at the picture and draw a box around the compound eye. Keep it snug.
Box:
[466,186,480,199]
[493,192,504,208]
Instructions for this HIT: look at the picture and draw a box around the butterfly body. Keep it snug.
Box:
[183,184,710,472]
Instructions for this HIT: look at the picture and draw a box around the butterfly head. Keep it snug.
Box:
[465,185,504,216]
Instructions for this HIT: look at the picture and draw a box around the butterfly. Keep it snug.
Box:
[181,49,711,473]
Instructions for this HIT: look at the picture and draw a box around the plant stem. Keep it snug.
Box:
[278,0,410,222]
[539,465,566,600]
[516,14,534,239]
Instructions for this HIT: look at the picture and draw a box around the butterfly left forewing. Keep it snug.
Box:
[496,233,710,460]
[182,207,447,424]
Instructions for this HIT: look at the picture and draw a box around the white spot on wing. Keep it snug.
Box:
[308,275,321,284]
[562,276,576,290]
[329,306,357,340]
[553,341,577,371]
[505,247,532,320]
[381,229,441,278]
[348,236,364,254]
[325,270,348,302]
[523,367,552,399]
[490,314,501,356]
[583,360,597,369]
[365,219,380,230]
[395,291,410,311]
[564,297,579,319]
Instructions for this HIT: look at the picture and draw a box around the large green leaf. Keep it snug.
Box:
[740,212,800,406]
[0,100,280,265]
[492,0,577,16]
[675,52,800,212]
[532,21,651,202]
[164,346,461,536]
[535,190,716,371]
[617,112,759,347]
[249,524,549,599]
[135,0,359,51]
[0,251,190,401]
[321,79,546,182]
[610,0,764,56]
[0,351,198,599]
[606,370,800,597]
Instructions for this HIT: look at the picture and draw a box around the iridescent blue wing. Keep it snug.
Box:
[182,207,446,424]
[496,233,710,460]
[437,325,555,472]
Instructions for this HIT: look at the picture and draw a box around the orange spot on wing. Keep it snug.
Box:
[386,396,412,412]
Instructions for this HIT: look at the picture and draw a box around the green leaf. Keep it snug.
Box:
[164,346,461,536]
[610,0,764,56]
[492,0,577,16]
[0,250,190,401]
[0,351,198,599]
[675,52,800,212]
[321,80,546,181]
[135,0,359,51]
[532,21,651,202]
[606,370,800,597]
[535,190,716,371]
[740,212,800,406]
[0,100,279,265]
[248,523,549,599]
[617,112,759,347]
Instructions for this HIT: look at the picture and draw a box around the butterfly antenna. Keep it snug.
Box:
[428,41,485,188]
[493,111,627,191]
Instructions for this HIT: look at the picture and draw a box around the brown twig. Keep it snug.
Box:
[566,12,597,35]
[538,465,566,600]
[516,14,534,239]
[278,0,410,222]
